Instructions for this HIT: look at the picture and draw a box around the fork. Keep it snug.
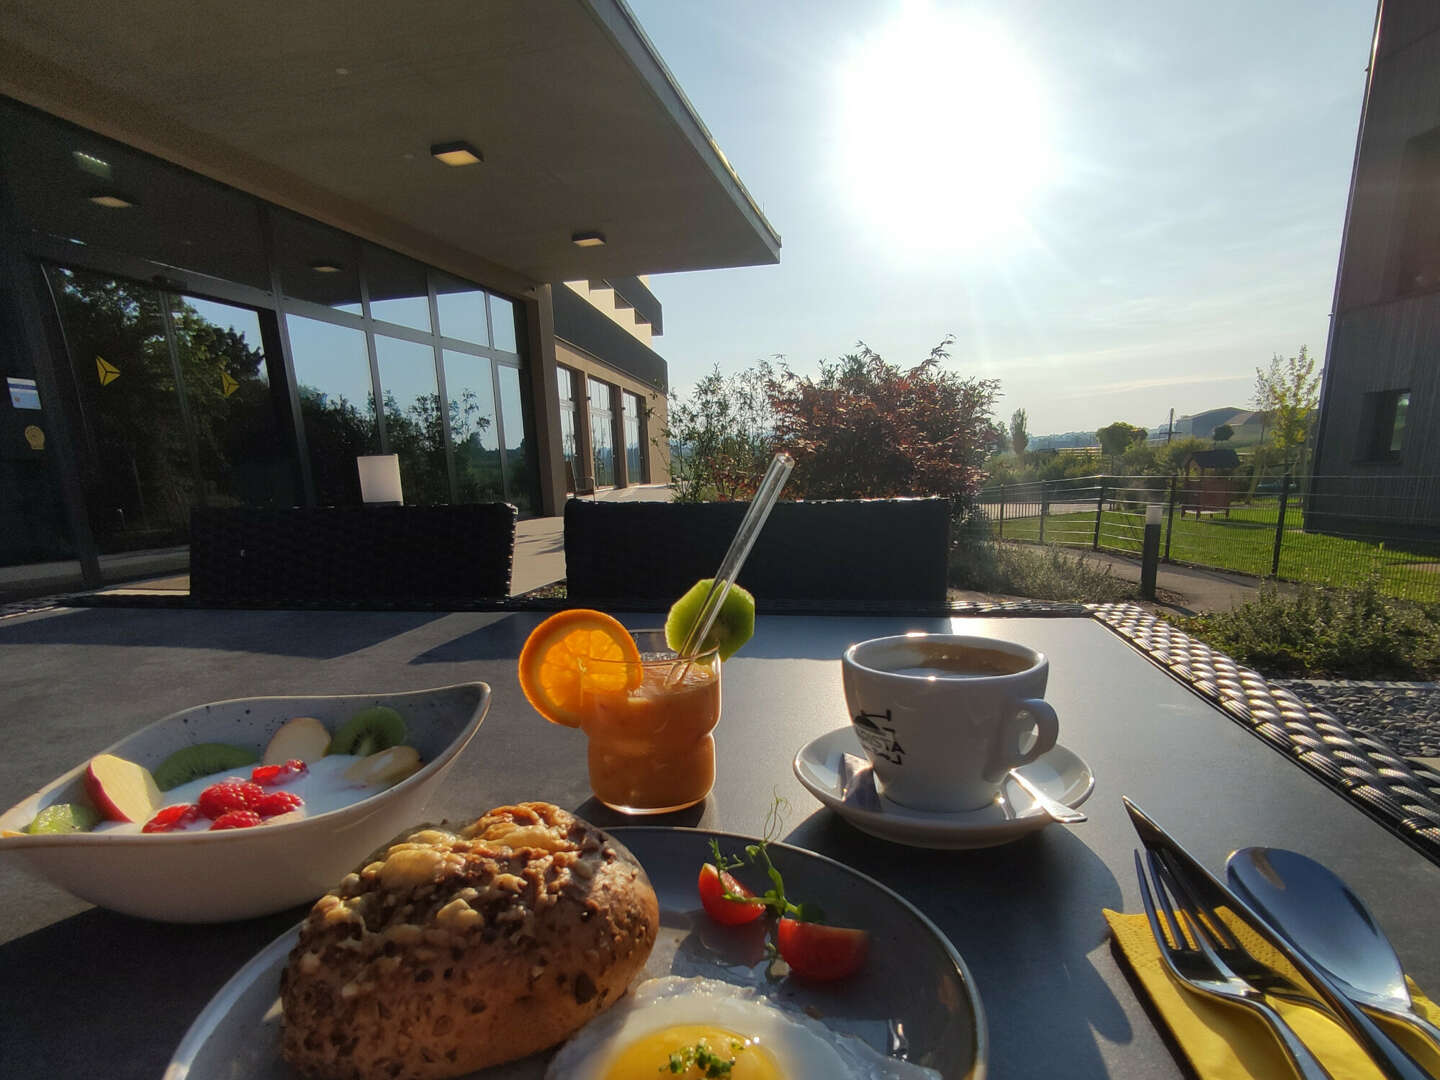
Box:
[1135,848,1335,1080]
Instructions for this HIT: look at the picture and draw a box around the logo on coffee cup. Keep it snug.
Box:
[853,709,905,765]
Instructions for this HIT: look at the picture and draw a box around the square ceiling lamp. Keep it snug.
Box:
[309,259,344,273]
[88,192,136,208]
[571,231,606,248]
[430,140,483,167]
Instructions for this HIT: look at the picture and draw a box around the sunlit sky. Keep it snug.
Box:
[626,0,1377,436]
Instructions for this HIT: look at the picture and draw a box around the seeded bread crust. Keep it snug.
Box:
[279,802,659,1080]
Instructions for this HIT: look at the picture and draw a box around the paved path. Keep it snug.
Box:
[1047,545,1271,615]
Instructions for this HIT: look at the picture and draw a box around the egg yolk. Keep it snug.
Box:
[600,1023,782,1079]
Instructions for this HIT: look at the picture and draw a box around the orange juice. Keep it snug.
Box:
[518,616,723,814]
[579,643,721,814]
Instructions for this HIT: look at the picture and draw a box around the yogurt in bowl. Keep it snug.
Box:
[0,683,489,922]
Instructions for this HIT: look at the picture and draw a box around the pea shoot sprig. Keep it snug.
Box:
[709,795,826,926]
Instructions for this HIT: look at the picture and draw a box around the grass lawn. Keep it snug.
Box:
[991,501,1440,602]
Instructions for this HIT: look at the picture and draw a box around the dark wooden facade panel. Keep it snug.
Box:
[1377,2,1440,60]
[1338,24,1440,311]
[1315,295,1439,524]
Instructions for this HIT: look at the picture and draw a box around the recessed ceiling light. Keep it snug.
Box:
[571,231,606,248]
[430,140,483,167]
[89,192,135,209]
[310,260,344,273]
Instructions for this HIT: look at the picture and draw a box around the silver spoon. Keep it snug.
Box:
[1227,846,1440,1048]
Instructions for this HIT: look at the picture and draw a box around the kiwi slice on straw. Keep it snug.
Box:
[665,579,756,661]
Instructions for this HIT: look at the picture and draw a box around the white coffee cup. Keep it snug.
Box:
[841,633,1059,812]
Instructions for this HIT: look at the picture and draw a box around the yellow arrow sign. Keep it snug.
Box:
[96,356,120,386]
[221,371,239,397]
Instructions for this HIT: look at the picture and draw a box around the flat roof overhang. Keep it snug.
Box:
[0,0,780,296]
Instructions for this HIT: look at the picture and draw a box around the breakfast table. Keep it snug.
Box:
[2,602,1439,1080]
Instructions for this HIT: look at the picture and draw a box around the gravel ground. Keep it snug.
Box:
[1273,679,1440,761]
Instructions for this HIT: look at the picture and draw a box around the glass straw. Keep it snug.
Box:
[673,451,795,668]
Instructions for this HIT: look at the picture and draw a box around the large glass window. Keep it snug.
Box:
[588,376,615,488]
[623,391,645,484]
[366,246,431,332]
[375,336,446,505]
[287,315,377,504]
[497,364,532,511]
[434,274,490,346]
[444,351,502,502]
[557,366,578,477]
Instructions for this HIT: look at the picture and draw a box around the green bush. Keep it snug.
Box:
[1179,575,1440,680]
[951,532,1137,604]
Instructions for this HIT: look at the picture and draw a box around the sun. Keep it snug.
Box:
[835,5,1057,256]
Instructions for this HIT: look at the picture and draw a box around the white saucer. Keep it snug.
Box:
[792,727,1096,850]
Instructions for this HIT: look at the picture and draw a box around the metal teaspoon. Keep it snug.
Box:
[1227,846,1440,1048]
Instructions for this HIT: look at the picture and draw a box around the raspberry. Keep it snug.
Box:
[209,810,263,830]
[197,780,265,819]
[251,760,308,787]
[142,804,201,833]
[254,791,304,818]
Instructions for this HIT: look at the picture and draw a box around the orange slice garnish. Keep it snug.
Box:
[517,609,644,727]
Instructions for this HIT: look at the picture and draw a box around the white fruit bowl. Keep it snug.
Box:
[0,683,489,923]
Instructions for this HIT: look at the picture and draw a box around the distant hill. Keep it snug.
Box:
[1030,430,1100,450]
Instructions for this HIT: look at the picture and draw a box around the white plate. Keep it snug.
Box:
[793,727,1095,850]
[164,827,985,1078]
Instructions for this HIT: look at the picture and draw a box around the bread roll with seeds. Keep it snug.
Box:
[279,802,659,1080]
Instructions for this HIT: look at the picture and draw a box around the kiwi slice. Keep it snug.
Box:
[664,578,756,661]
[26,802,101,834]
[328,706,407,758]
[152,743,259,791]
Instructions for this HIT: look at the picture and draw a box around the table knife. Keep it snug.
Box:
[1123,796,1433,1080]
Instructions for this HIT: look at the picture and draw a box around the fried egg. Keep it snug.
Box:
[545,975,940,1080]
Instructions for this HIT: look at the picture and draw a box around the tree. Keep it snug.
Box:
[662,363,776,502]
[1096,421,1149,459]
[1253,346,1321,466]
[765,337,999,505]
[1009,409,1029,457]
[1212,423,1234,444]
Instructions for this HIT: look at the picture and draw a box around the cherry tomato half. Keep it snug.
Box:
[776,918,869,980]
[697,863,766,925]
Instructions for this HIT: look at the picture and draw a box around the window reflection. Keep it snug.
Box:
[588,376,614,487]
[367,245,431,332]
[491,294,518,352]
[444,351,502,502]
[175,296,293,508]
[435,274,490,345]
[558,366,578,476]
[497,364,532,510]
[375,336,447,505]
[47,267,194,552]
[287,315,377,504]
[275,212,363,314]
[623,391,645,483]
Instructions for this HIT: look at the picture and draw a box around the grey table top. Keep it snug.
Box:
[2,605,1438,1080]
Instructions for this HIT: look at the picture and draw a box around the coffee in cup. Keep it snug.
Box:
[841,633,1059,812]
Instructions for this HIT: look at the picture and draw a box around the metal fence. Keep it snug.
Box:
[978,473,1440,602]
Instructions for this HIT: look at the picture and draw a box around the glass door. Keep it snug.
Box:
[47,266,194,552]
[46,266,293,552]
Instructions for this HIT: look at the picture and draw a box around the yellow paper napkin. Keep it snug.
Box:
[1105,909,1440,1080]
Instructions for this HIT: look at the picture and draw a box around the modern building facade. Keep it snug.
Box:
[1310,0,1440,540]
[0,0,779,589]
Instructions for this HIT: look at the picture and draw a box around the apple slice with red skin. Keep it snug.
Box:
[84,754,162,823]
[262,716,331,766]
